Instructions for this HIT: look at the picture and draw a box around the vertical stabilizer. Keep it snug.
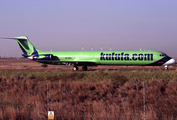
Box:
[14,36,39,57]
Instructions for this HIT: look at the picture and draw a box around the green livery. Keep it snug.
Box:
[1,36,176,71]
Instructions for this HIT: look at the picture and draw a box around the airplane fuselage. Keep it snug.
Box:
[1,36,175,71]
[35,50,174,66]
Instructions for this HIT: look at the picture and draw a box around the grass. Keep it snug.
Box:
[0,71,177,119]
[0,58,177,119]
[1,71,177,83]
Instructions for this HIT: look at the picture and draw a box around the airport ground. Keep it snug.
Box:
[0,58,177,119]
[0,58,177,72]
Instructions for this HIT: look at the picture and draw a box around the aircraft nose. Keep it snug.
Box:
[163,58,176,65]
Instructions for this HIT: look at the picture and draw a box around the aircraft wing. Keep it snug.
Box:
[36,60,97,66]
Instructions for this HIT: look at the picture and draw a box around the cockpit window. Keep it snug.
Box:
[159,53,166,57]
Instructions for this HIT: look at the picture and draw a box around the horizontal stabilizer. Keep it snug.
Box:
[0,37,27,40]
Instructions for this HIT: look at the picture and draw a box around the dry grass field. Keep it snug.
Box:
[0,58,177,119]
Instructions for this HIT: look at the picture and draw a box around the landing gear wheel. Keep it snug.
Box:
[41,64,48,67]
[73,66,78,71]
[82,66,88,71]
[165,65,168,70]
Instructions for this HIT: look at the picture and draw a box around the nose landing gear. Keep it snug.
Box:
[164,65,168,70]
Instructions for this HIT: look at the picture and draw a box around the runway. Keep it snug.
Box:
[0,58,176,72]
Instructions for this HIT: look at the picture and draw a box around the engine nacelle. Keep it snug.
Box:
[28,54,54,60]
[38,54,54,60]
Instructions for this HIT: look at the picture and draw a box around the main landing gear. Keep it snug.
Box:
[41,64,48,67]
[73,66,88,71]
[82,66,88,71]
[73,66,78,71]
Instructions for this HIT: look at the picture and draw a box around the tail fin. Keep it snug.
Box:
[14,36,40,57]
[0,36,40,57]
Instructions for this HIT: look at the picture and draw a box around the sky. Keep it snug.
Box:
[0,0,177,57]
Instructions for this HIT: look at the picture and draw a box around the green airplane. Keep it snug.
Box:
[1,36,176,71]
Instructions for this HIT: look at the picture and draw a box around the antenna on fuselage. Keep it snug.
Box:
[91,45,93,51]
[6,51,8,58]
[2,51,3,58]
[82,45,84,51]
[110,45,112,51]
[101,45,103,51]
